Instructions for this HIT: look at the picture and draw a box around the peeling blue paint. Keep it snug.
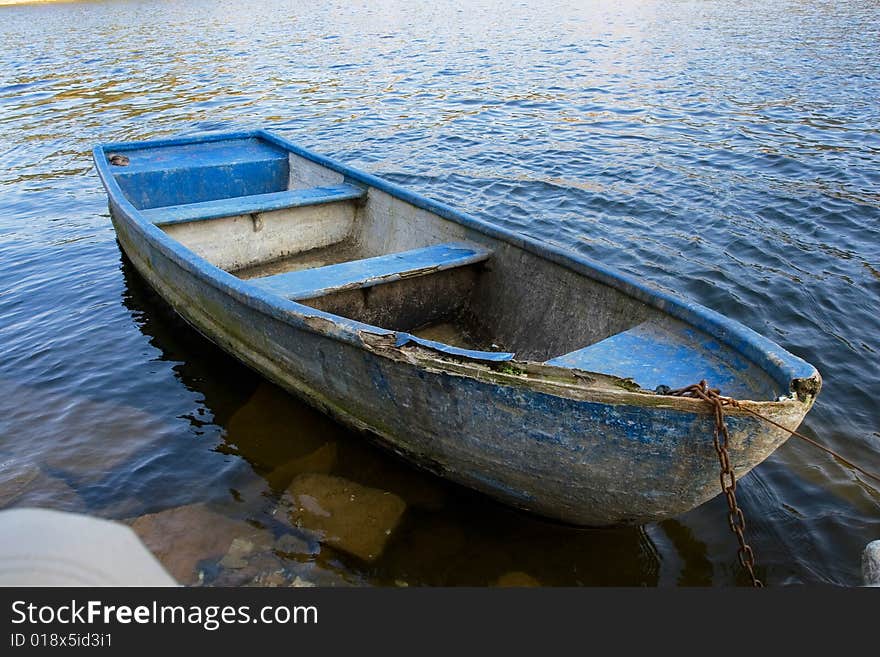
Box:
[546,319,772,398]
[394,333,515,362]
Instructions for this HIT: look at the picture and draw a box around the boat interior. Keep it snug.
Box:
[106,135,781,400]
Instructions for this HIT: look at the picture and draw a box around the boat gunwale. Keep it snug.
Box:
[93,129,820,406]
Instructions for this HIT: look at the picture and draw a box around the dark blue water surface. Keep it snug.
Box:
[1,0,878,586]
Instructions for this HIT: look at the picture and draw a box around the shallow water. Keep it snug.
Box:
[1,0,878,586]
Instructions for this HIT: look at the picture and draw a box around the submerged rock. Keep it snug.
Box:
[335,440,448,511]
[252,570,289,587]
[0,459,81,513]
[285,560,365,587]
[0,380,166,485]
[266,442,338,490]
[291,576,316,588]
[0,462,40,507]
[0,462,43,508]
[219,537,261,569]
[215,550,287,587]
[494,571,542,587]
[281,473,407,562]
[273,531,319,557]
[224,383,331,469]
[129,503,271,585]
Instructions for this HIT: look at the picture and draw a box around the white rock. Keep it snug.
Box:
[862,540,880,586]
[0,508,176,586]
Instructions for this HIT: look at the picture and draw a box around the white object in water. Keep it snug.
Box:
[863,540,880,587]
[0,508,177,586]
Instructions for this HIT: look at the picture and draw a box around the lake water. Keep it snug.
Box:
[1,0,878,586]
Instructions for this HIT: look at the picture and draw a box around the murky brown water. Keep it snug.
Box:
[1,0,878,586]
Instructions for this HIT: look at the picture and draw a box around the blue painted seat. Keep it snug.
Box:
[111,137,291,210]
[545,319,768,398]
[141,184,366,227]
[251,242,491,301]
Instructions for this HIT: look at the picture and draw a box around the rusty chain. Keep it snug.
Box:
[661,378,880,586]
[667,380,763,587]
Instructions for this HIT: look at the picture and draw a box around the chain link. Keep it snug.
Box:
[669,380,762,587]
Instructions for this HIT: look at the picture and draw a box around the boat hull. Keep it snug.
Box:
[109,201,809,526]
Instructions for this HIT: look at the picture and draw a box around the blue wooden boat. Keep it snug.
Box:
[93,130,821,526]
